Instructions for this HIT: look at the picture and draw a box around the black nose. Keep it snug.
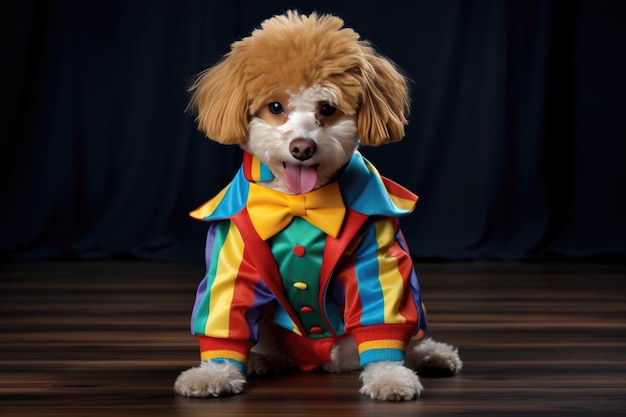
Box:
[289,138,317,161]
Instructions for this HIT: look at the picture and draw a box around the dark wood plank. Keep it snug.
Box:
[1,261,625,416]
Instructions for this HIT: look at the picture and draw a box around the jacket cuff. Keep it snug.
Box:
[350,324,416,367]
[196,335,254,373]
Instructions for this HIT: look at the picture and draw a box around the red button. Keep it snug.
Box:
[293,245,306,256]
[309,326,323,334]
[300,306,313,314]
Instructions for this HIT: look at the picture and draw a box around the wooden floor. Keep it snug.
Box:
[1,261,625,416]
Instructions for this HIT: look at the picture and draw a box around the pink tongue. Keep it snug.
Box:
[284,164,318,194]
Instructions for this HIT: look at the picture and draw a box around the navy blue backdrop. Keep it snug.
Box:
[2,0,625,261]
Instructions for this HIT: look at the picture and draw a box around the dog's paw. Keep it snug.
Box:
[174,361,246,397]
[247,351,295,375]
[359,361,423,401]
[405,337,463,377]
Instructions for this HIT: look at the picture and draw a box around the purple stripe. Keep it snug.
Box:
[190,224,219,332]
[205,223,218,268]
[244,279,275,342]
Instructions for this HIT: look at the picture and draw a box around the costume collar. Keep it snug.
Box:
[243,151,275,182]
[190,151,418,227]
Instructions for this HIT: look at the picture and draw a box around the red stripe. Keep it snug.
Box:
[243,151,253,181]
[381,177,418,202]
[351,324,416,347]
[388,240,419,323]
[228,247,262,340]
[336,255,364,332]
[196,335,254,356]
[230,209,305,333]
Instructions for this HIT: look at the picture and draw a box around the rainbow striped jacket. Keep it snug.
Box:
[189,151,427,372]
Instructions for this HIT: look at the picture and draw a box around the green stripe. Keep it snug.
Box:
[192,221,231,334]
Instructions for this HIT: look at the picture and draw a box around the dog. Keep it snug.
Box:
[174,10,462,401]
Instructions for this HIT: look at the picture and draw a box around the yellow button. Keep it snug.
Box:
[293,282,308,290]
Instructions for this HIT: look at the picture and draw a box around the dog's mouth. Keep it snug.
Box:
[283,162,319,194]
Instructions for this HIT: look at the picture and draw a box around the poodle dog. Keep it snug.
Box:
[174,10,462,401]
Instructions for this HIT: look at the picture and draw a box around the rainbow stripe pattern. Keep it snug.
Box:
[191,221,276,372]
[334,217,427,366]
[243,151,275,182]
[188,150,425,371]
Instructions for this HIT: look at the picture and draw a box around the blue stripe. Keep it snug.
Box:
[259,162,275,181]
[398,229,428,334]
[202,168,250,220]
[339,153,413,216]
[359,348,405,367]
[353,223,385,326]
[209,358,247,374]
[272,305,297,332]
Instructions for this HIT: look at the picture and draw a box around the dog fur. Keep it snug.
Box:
[175,10,462,401]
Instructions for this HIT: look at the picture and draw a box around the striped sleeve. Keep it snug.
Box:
[191,220,275,372]
[337,217,426,367]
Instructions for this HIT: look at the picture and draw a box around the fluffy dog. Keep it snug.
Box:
[174,10,462,401]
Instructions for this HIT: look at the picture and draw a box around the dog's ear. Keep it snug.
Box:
[357,47,410,146]
[187,52,248,144]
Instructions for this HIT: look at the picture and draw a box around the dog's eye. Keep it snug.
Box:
[268,102,284,114]
[320,104,336,116]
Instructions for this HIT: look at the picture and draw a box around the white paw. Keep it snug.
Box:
[359,361,423,401]
[406,337,463,377]
[174,361,246,397]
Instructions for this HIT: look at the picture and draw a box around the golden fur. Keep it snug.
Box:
[187,10,409,146]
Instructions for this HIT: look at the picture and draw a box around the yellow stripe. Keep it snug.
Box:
[363,157,380,175]
[200,349,248,363]
[358,340,407,354]
[292,319,302,336]
[189,186,229,219]
[204,223,244,337]
[251,157,261,181]
[389,193,416,211]
[375,220,406,324]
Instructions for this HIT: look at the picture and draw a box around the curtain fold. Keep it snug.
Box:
[2,0,624,261]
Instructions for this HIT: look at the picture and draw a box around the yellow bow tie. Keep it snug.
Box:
[246,182,346,240]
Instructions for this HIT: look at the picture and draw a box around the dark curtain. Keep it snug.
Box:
[2,0,625,261]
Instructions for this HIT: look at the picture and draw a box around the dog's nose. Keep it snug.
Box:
[289,138,317,161]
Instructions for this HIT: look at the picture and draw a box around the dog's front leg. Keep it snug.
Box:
[174,361,247,398]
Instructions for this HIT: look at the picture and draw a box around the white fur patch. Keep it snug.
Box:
[276,109,321,137]
[287,85,338,110]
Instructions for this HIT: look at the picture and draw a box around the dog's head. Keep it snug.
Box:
[188,10,409,194]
